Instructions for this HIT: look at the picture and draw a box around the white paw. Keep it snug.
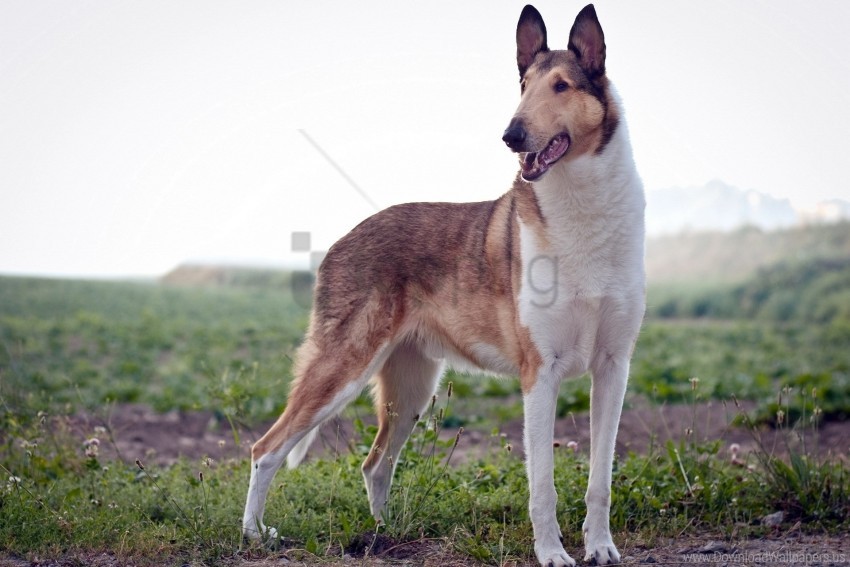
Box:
[243,523,278,543]
[535,543,576,567]
[583,541,620,565]
[583,515,619,565]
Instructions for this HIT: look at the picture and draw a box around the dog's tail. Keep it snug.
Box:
[286,427,318,469]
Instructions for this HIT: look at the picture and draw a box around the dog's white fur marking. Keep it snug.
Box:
[242,6,644,566]
[286,427,317,470]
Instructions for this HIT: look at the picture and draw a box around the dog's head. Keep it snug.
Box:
[502,4,618,182]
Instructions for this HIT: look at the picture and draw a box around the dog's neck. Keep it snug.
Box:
[532,118,641,223]
[515,87,645,258]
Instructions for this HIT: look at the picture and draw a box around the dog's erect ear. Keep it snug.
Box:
[568,4,606,79]
[516,5,548,78]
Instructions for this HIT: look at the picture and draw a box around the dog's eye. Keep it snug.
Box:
[554,81,569,93]
[520,79,527,93]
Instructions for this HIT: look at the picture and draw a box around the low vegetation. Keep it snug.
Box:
[2,379,847,565]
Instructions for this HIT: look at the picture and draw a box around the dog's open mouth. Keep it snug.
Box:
[520,134,570,181]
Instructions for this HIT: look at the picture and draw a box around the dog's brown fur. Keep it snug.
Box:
[251,190,551,461]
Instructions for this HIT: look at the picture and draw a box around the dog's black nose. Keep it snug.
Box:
[502,119,527,152]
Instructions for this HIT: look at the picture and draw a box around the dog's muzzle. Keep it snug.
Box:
[502,119,571,182]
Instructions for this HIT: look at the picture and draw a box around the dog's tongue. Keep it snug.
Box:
[520,135,570,181]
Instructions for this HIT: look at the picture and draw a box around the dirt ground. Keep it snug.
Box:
[9,402,849,566]
[4,532,850,566]
[66,400,850,468]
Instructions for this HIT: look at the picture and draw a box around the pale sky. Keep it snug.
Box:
[1,1,849,278]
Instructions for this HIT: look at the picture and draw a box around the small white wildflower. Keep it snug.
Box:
[83,438,100,458]
[728,443,744,466]
[6,476,21,494]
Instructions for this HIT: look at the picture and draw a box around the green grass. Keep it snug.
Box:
[1,273,849,563]
[631,320,850,405]
[0,276,307,420]
[2,388,847,565]
[5,276,849,431]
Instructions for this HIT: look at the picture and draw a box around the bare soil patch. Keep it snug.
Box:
[4,532,850,566]
[66,401,850,468]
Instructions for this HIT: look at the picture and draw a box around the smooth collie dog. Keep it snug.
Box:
[243,4,644,565]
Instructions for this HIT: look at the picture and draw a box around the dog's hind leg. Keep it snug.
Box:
[284,424,318,470]
[361,341,443,520]
[242,337,391,541]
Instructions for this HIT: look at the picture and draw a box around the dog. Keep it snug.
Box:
[243,4,644,566]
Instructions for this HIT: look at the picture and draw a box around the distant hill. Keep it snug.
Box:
[648,252,850,326]
[645,221,850,327]
[646,179,850,235]
[645,221,850,285]
[160,264,294,289]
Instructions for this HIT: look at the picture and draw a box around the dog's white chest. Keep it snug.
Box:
[516,216,641,378]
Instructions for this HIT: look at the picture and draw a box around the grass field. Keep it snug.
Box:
[3,272,848,426]
[1,252,849,565]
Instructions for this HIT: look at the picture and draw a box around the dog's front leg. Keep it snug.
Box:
[582,354,629,565]
[523,372,576,567]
